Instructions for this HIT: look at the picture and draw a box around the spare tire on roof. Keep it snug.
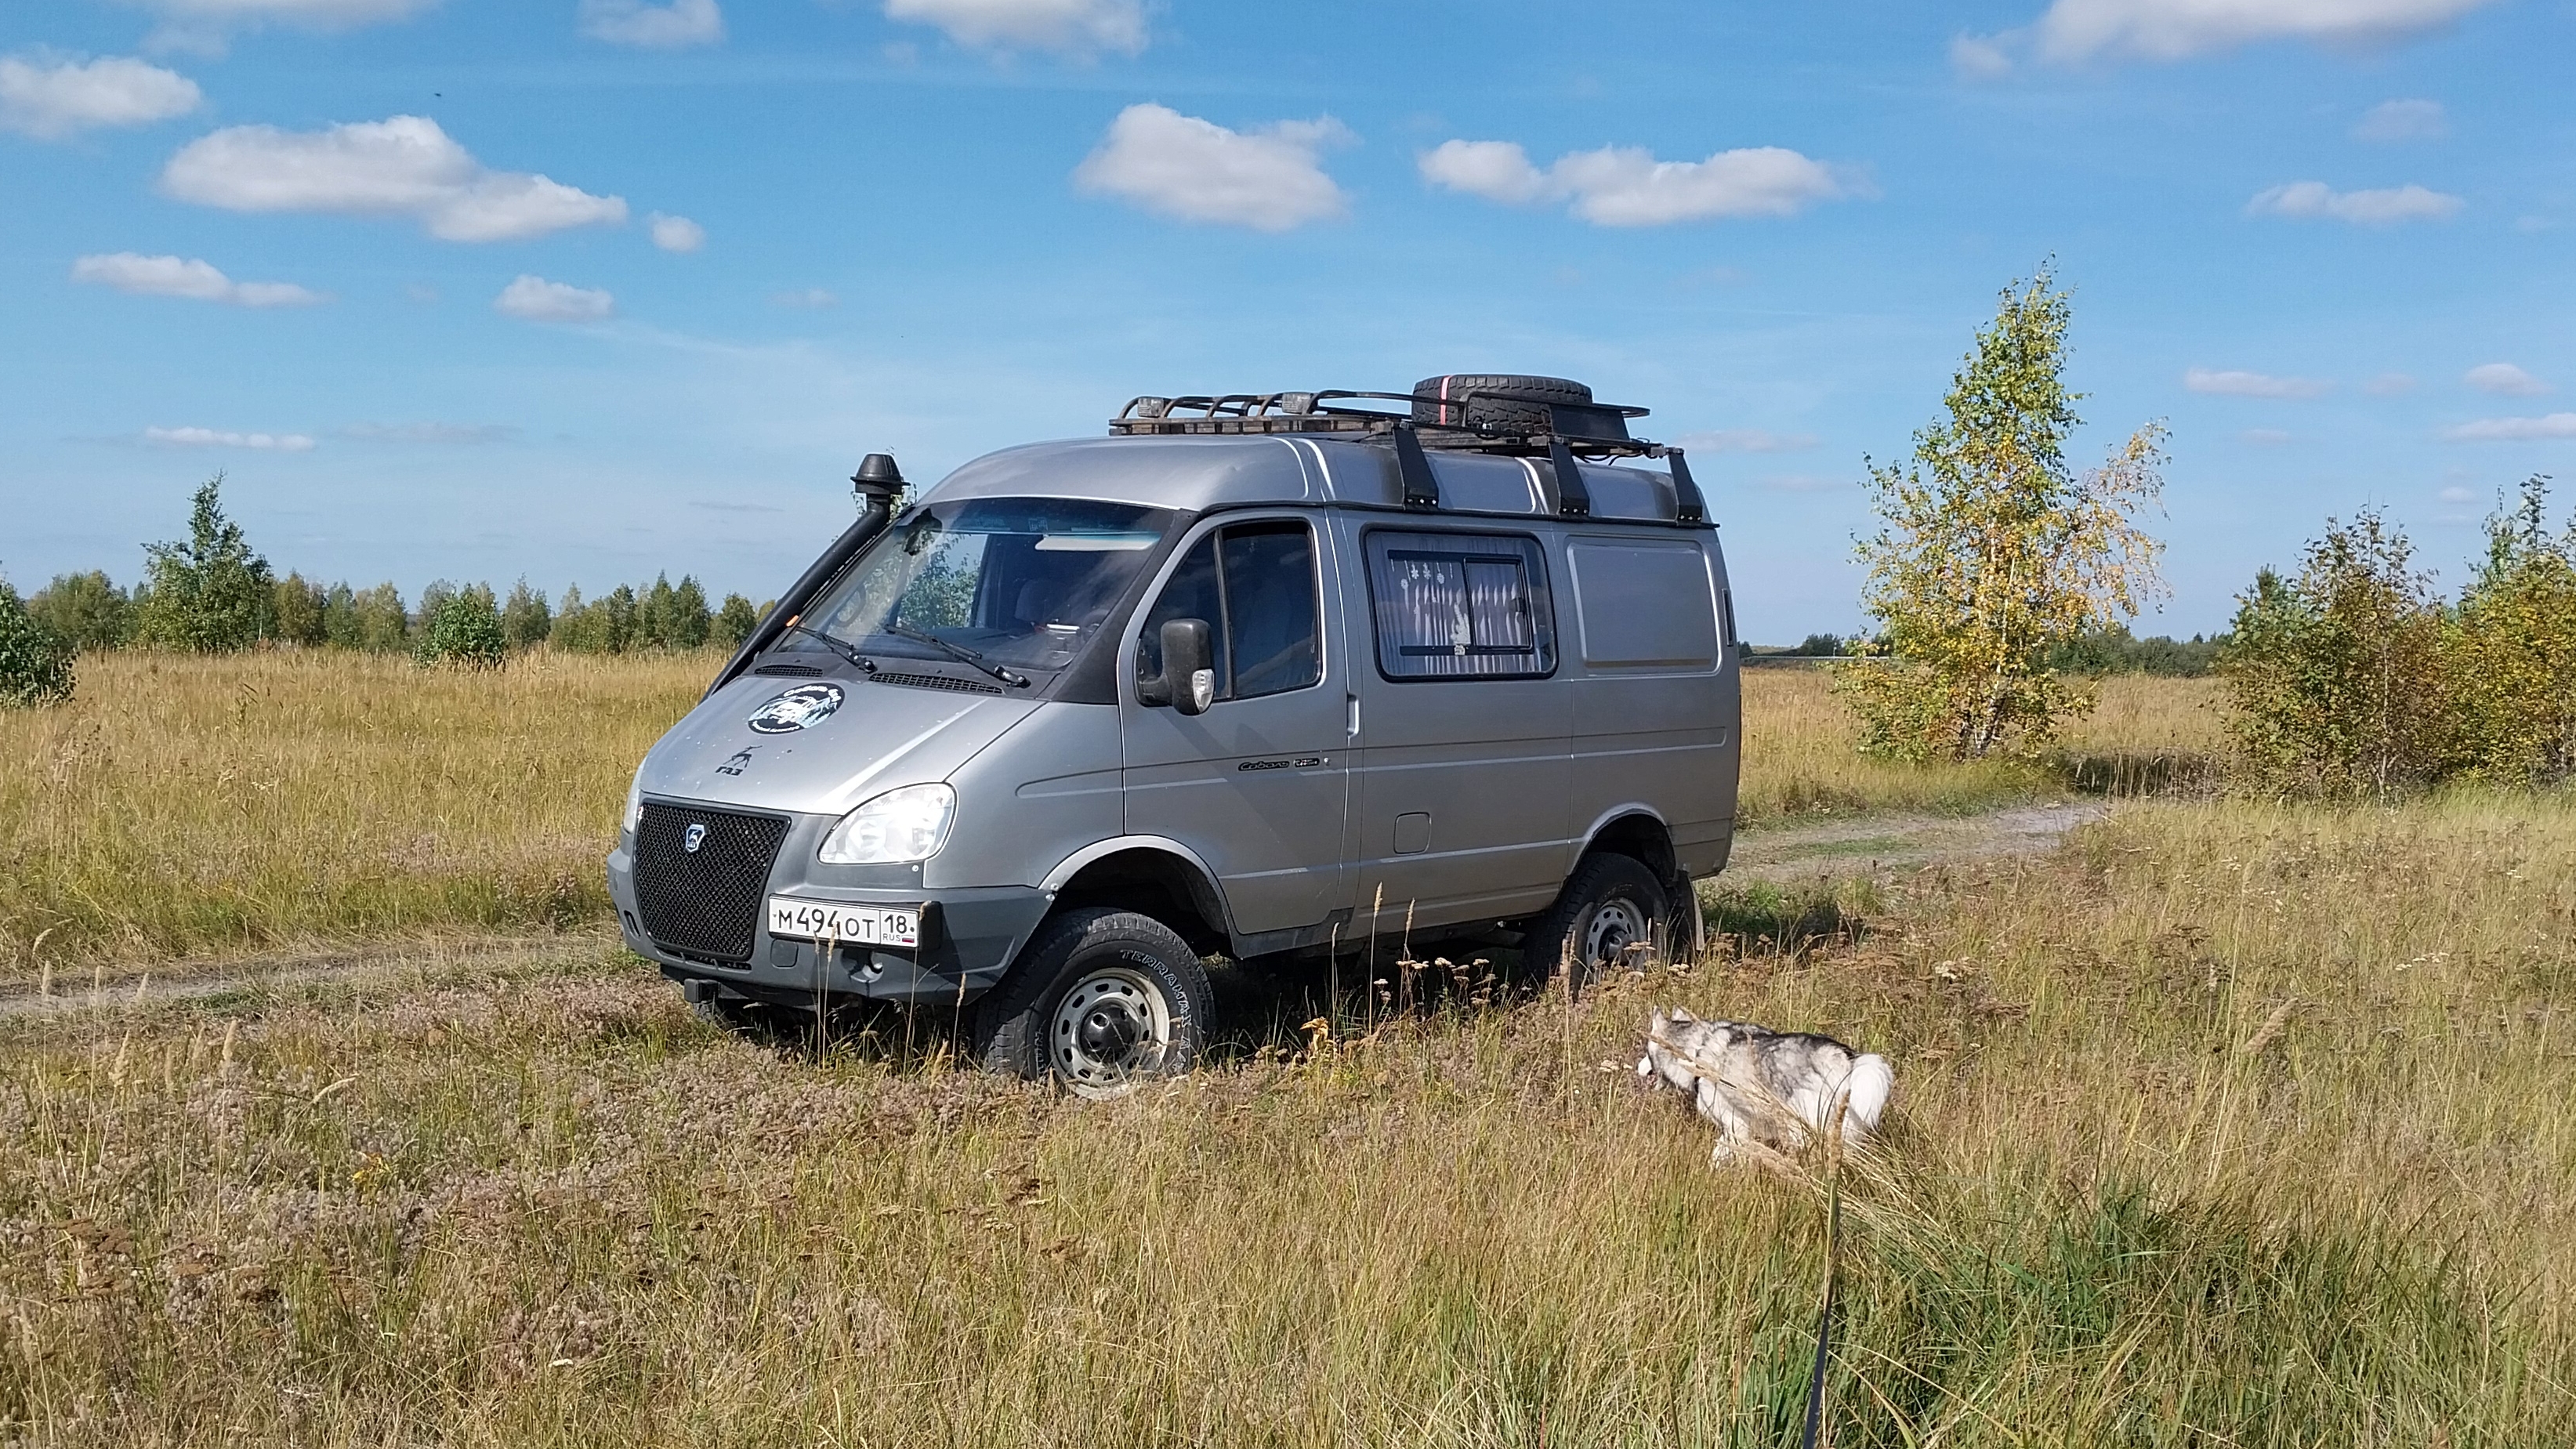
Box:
[1411,374,1595,433]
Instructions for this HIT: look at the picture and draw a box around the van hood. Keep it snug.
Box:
[638,672,1042,817]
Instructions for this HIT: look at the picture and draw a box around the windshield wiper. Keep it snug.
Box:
[780,621,878,674]
[885,621,1031,688]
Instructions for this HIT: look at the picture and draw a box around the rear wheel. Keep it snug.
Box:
[972,908,1214,1098]
[1519,852,1672,990]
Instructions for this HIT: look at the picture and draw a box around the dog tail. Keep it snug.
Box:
[1840,1054,1895,1136]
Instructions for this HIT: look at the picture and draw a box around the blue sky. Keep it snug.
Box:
[4,0,2571,639]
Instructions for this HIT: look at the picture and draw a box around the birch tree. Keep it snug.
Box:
[1839,268,2168,761]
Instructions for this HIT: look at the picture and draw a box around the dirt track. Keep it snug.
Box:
[1720,801,2109,884]
[1,801,2113,1021]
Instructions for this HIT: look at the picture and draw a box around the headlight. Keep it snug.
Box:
[623,771,644,835]
[820,783,955,864]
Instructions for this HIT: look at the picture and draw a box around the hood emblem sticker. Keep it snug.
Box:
[748,683,844,734]
[716,746,756,777]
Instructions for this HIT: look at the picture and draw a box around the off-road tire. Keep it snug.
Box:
[1411,374,1595,433]
[1518,852,1672,991]
[971,908,1214,1098]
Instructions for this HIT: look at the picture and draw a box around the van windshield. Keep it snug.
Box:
[790,498,1175,673]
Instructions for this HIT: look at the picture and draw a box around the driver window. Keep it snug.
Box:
[1136,520,1321,703]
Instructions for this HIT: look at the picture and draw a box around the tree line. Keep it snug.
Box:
[10,477,769,672]
[1756,627,2223,676]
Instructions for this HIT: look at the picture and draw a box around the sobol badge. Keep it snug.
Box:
[748,683,843,734]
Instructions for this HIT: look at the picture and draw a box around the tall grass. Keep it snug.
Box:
[0,650,708,976]
[2,794,2567,1443]
[1735,668,2225,826]
[0,654,2224,974]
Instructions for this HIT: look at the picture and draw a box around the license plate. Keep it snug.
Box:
[765,897,921,947]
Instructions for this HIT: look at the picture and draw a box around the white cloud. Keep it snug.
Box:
[144,425,317,451]
[2465,362,2549,397]
[1418,140,1548,204]
[1075,104,1350,232]
[1675,428,1820,455]
[0,53,201,138]
[131,0,439,52]
[1949,33,2016,78]
[2354,98,2446,142]
[1421,138,1854,226]
[579,0,723,49]
[2445,413,2576,442]
[2184,367,2330,398]
[2033,0,2502,63]
[134,0,438,22]
[771,288,838,309]
[161,115,628,242]
[342,421,514,444]
[2241,428,2295,446]
[1759,473,1847,493]
[494,274,614,322]
[2437,484,2479,503]
[2364,371,2417,395]
[71,252,327,307]
[648,212,706,252]
[2246,179,2461,225]
[884,0,1147,54]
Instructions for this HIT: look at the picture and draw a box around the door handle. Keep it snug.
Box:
[1346,694,1360,738]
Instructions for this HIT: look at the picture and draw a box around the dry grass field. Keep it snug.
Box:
[0,652,2222,976]
[0,650,707,977]
[2,652,2571,1443]
[2,792,2570,1444]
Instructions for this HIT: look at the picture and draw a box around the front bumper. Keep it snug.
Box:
[607,811,1053,1006]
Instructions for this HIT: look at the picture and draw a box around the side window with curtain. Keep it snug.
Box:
[1136,520,1323,702]
[1364,529,1556,681]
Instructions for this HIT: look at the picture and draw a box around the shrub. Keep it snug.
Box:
[2447,476,2576,784]
[669,574,710,648]
[2049,625,2223,677]
[2222,510,2454,797]
[353,583,409,652]
[270,571,328,647]
[416,579,456,635]
[27,571,132,650]
[502,578,553,647]
[0,581,77,707]
[133,476,276,653]
[415,582,506,668]
[714,592,761,650]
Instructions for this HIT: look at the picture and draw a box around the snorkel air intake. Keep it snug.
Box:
[705,453,907,698]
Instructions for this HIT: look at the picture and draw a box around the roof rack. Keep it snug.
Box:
[1110,386,1706,525]
[1112,389,1658,459]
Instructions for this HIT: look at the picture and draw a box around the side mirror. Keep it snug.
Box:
[1143,618,1216,715]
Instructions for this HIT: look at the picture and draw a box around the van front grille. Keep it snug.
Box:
[632,802,790,962]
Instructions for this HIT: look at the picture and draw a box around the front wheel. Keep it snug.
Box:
[971,908,1214,1099]
[1519,853,1673,990]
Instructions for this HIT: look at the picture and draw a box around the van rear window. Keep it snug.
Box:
[1362,529,1556,681]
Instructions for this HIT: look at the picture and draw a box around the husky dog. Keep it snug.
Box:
[1636,1008,1895,1161]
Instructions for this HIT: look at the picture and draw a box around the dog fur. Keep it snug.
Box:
[1636,1008,1894,1162]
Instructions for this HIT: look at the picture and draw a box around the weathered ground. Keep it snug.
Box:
[0,801,2110,1021]
[5,795,2571,1446]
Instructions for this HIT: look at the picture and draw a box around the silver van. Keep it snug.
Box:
[608,375,1741,1094]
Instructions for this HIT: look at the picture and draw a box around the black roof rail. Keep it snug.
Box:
[1110,385,1717,524]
